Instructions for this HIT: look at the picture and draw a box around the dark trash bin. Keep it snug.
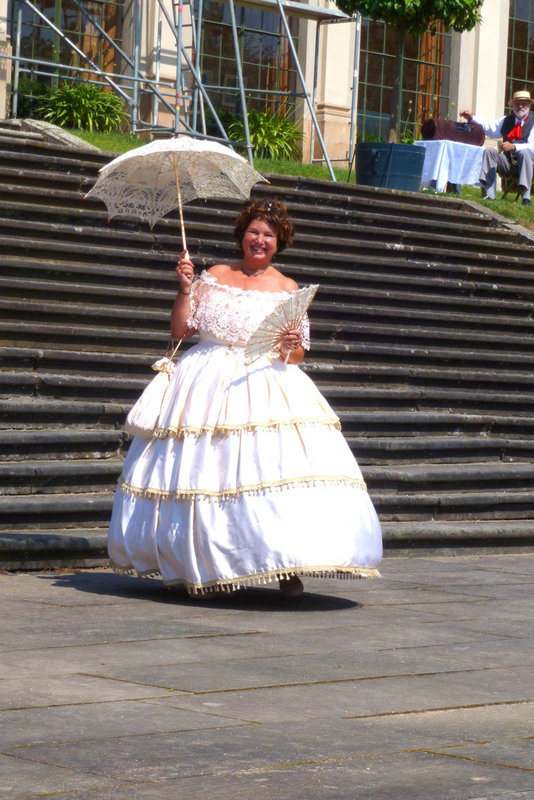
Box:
[356,142,425,192]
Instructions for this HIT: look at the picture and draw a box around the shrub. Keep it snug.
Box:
[14,78,51,119]
[37,83,127,133]
[228,108,303,160]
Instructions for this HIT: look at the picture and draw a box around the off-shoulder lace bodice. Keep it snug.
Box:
[187,270,310,349]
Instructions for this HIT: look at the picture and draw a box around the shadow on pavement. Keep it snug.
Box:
[37,570,360,612]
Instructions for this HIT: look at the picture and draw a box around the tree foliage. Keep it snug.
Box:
[335,0,483,36]
[335,0,484,140]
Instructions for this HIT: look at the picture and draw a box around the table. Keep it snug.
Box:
[414,139,484,193]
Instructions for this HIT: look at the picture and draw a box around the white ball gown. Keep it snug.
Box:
[108,271,382,594]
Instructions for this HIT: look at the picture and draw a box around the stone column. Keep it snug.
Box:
[312,17,355,164]
[449,0,510,119]
[0,0,12,119]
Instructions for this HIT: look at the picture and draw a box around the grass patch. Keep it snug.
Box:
[66,130,352,181]
[66,128,148,153]
[254,157,351,183]
[459,185,534,229]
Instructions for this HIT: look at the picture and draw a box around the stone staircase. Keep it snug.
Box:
[1,117,534,568]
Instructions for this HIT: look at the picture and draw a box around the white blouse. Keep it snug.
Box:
[186,270,311,349]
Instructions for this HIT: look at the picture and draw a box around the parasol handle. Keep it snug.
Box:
[172,152,187,253]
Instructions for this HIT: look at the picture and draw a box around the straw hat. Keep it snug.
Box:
[509,90,533,104]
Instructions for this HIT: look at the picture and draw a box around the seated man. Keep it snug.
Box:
[461,90,534,206]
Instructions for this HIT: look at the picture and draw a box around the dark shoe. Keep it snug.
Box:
[522,198,532,206]
[279,575,304,597]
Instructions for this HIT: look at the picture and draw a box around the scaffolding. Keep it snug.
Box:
[2,0,360,180]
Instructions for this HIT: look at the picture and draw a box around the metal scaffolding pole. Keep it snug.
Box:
[12,5,22,118]
[132,0,141,132]
[190,0,205,133]
[348,14,361,168]
[153,16,162,125]
[172,0,184,134]
[227,0,254,166]
[308,17,321,165]
[274,0,335,181]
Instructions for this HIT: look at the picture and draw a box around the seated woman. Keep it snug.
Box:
[108,199,382,597]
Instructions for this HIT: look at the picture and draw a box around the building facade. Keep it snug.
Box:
[0,0,531,165]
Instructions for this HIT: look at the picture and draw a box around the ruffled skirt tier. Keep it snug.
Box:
[108,342,382,593]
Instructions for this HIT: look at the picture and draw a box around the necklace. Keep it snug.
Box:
[241,265,269,277]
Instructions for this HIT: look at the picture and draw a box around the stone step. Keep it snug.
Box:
[4,291,534,348]
[374,490,534,520]
[0,428,127,461]
[338,411,534,437]
[0,166,89,193]
[0,149,485,224]
[0,129,44,142]
[2,367,534,416]
[345,434,534,463]
[2,319,534,372]
[4,226,534,293]
[3,268,534,323]
[4,245,534,302]
[365,460,534,489]
[0,480,530,530]
[0,142,110,170]
[0,528,109,570]
[0,492,113,529]
[2,434,532,498]
[0,398,130,428]
[308,339,534,370]
[3,195,529,265]
[0,174,497,241]
[1,177,522,254]
[4,345,534,390]
[382,519,534,550]
[303,359,534,389]
[4,214,532,295]
[3,518,534,571]
[0,458,123,494]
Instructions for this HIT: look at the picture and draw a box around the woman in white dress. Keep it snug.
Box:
[108,200,382,597]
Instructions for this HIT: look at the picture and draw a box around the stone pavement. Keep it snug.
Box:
[1,553,533,800]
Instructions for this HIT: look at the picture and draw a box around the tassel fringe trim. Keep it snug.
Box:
[109,561,381,595]
[152,417,341,440]
[119,474,367,502]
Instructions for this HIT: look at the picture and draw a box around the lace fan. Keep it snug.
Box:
[244,284,319,365]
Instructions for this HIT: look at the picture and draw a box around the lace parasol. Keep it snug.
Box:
[84,137,267,249]
[244,284,319,365]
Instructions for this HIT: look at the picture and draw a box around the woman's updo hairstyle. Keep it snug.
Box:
[234,199,294,254]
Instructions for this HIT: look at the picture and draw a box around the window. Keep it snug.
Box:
[196,0,298,122]
[507,0,534,105]
[9,0,123,86]
[357,18,451,141]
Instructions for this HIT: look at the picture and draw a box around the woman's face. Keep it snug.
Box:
[241,218,278,267]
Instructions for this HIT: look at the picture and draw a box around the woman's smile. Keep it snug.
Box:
[242,219,278,267]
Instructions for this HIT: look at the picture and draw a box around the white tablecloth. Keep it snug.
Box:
[414,140,484,192]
